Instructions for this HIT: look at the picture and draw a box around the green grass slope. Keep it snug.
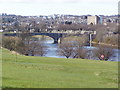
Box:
[1,48,118,88]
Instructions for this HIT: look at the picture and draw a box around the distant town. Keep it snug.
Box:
[0,13,119,46]
[0,13,119,32]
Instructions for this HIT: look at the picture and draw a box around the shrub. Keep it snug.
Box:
[2,36,20,51]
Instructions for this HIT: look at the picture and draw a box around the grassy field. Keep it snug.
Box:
[1,48,118,88]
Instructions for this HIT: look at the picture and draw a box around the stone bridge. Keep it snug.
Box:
[4,33,68,43]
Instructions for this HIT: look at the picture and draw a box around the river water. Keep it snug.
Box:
[41,39,120,61]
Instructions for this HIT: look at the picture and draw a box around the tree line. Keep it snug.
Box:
[2,31,47,56]
[2,32,114,61]
[57,36,114,61]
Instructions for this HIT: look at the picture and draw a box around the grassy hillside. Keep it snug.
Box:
[0,48,2,89]
[1,48,118,88]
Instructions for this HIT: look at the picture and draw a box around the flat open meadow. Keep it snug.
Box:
[1,48,118,88]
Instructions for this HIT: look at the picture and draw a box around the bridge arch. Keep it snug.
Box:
[4,33,65,44]
[31,33,63,43]
[32,35,56,43]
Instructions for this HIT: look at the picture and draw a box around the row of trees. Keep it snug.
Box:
[93,23,119,46]
[2,32,114,61]
[2,32,47,56]
[57,36,114,61]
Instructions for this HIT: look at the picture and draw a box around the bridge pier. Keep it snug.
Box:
[54,38,63,44]
[54,40,58,44]
[53,37,63,44]
[57,38,62,44]
[53,38,59,44]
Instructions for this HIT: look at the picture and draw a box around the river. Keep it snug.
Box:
[40,39,120,61]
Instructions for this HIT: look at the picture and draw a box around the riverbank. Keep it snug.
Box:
[92,41,119,49]
[1,48,118,88]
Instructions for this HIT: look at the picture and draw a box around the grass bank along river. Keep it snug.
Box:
[1,48,118,88]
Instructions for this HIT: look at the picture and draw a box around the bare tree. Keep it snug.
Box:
[39,22,47,32]
[93,45,114,61]
[103,35,118,45]
[57,41,74,58]
[15,31,48,56]
[29,41,47,56]
[58,35,88,59]
[2,36,18,51]
[72,48,87,59]
[72,36,88,59]
[95,27,107,42]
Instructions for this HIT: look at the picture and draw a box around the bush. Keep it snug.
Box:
[93,39,99,43]
[2,36,48,56]
[2,36,20,51]
[93,45,114,61]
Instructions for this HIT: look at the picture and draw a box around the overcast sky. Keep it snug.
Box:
[0,0,119,16]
